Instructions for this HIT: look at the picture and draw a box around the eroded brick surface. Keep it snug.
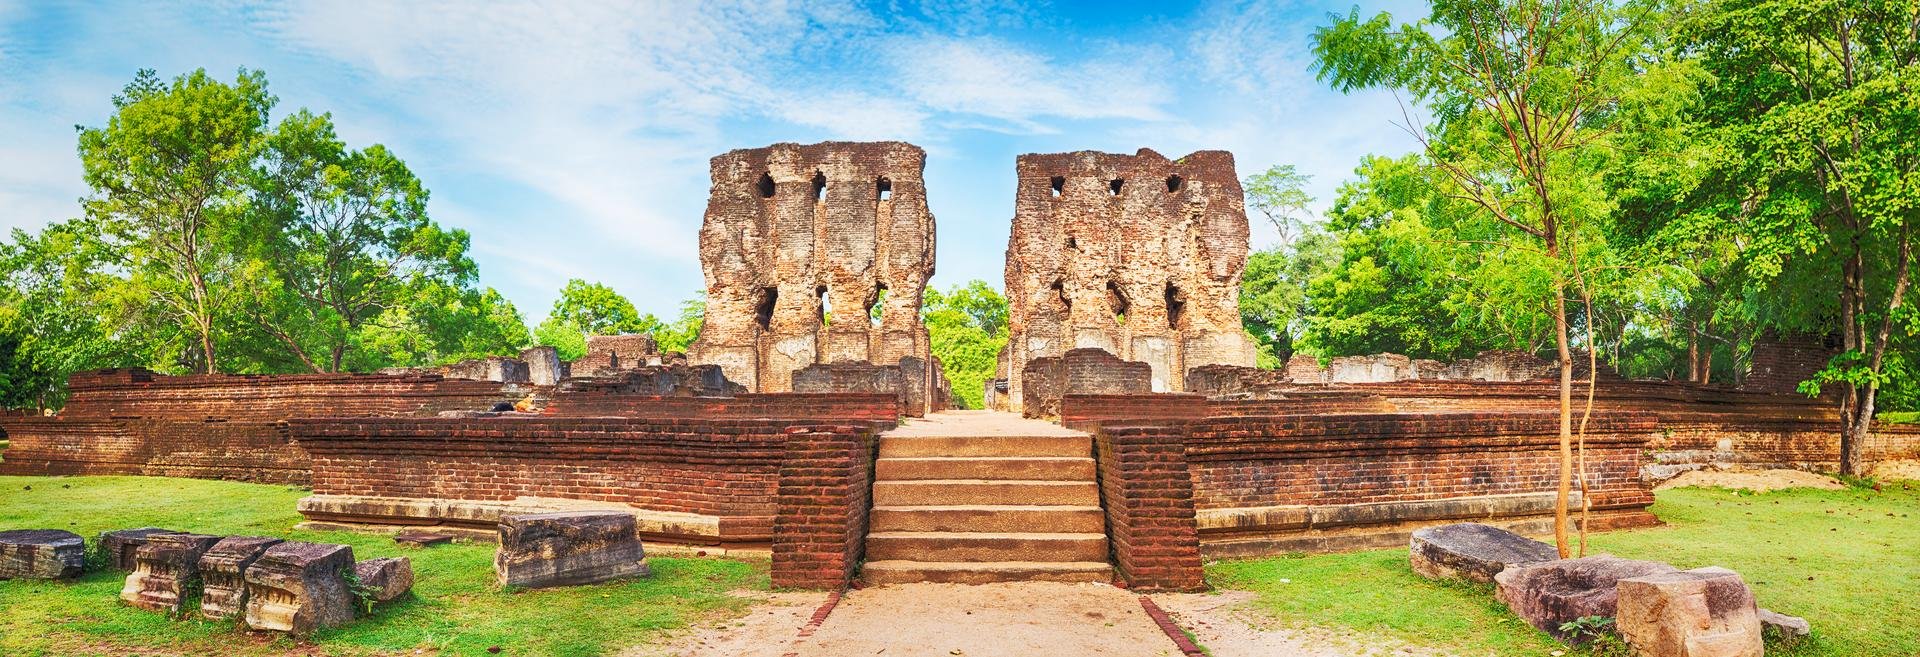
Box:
[691,141,937,405]
[1002,149,1256,411]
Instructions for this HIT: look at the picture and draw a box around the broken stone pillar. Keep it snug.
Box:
[522,346,563,385]
[199,536,283,620]
[1617,567,1764,657]
[352,557,414,604]
[1495,555,1679,641]
[0,529,84,580]
[121,533,223,614]
[496,511,650,588]
[244,541,358,634]
[689,142,936,394]
[98,527,177,571]
[1002,149,1256,411]
[1409,523,1559,583]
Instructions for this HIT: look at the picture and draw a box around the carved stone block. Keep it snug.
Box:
[121,533,222,614]
[198,536,283,620]
[0,529,84,580]
[98,527,178,571]
[496,511,649,588]
[244,541,357,634]
[1495,555,1678,640]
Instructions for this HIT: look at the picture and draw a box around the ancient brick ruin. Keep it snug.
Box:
[4,141,1920,595]
[999,149,1257,411]
[688,141,945,414]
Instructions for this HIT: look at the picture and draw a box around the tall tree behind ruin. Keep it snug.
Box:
[1240,164,1341,366]
[76,68,274,374]
[1672,0,1920,474]
[1314,0,1652,556]
[242,109,477,372]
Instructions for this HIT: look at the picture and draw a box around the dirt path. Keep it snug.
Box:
[1152,591,1449,657]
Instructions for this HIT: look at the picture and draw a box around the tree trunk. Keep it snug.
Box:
[1841,388,1874,476]
[1553,290,1573,558]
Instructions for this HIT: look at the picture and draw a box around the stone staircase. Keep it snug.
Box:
[862,411,1112,585]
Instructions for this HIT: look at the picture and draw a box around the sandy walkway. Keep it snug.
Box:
[1151,591,1448,657]
[1655,468,1844,492]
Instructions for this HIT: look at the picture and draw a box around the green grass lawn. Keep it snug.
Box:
[0,475,769,657]
[1878,411,1920,424]
[1207,482,1920,657]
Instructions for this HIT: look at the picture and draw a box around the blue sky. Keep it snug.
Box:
[0,0,1425,323]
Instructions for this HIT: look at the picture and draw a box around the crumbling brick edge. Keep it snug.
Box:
[1139,595,1209,657]
[771,425,879,589]
[1094,423,1207,593]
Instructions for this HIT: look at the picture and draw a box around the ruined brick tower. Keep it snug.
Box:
[1001,148,1256,409]
[690,141,936,395]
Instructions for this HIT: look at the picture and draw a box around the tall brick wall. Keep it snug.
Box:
[1001,149,1257,410]
[1093,424,1205,591]
[1743,331,1837,394]
[1021,348,1154,420]
[772,425,879,589]
[0,369,519,484]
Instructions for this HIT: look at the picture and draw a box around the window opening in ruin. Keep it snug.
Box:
[754,287,778,331]
[1109,178,1124,196]
[1049,176,1064,197]
[1051,279,1070,310]
[876,177,892,201]
[812,171,827,202]
[868,283,888,326]
[1165,175,1182,192]
[817,285,831,327]
[1165,282,1186,330]
[757,173,776,198]
[1107,281,1129,325]
[1066,236,1077,249]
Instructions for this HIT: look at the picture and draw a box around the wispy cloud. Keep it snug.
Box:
[886,35,1175,133]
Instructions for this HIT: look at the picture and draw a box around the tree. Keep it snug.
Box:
[533,279,658,359]
[924,281,1010,409]
[76,68,275,373]
[1674,0,1920,474]
[653,294,706,354]
[1315,0,1652,556]
[0,222,149,408]
[1244,165,1318,246]
[242,109,475,372]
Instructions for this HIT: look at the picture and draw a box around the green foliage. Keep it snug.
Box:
[1239,163,1341,367]
[1244,164,1317,244]
[530,281,703,359]
[924,281,1009,409]
[653,294,706,354]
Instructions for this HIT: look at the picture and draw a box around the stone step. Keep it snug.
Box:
[861,560,1112,585]
[871,480,1100,506]
[865,531,1109,562]
[870,505,1106,534]
[879,435,1090,458]
[875,456,1096,481]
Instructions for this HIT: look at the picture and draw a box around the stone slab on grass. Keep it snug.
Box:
[0,529,84,580]
[98,527,179,571]
[1409,522,1559,583]
[1758,608,1811,645]
[1617,567,1763,657]
[1495,554,1678,640]
[199,536,283,620]
[121,533,223,614]
[353,556,413,604]
[496,511,650,589]
[244,541,358,634]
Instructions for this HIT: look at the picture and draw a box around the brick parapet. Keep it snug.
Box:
[1094,423,1206,592]
[772,425,879,589]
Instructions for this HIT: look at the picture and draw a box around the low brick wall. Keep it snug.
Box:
[293,416,889,553]
[1093,424,1204,591]
[0,369,518,484]
[1063,392,1662,558]
[541,392,901,421]
[772,425,879,589]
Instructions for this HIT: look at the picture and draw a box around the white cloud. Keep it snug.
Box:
[886,35,1176,132]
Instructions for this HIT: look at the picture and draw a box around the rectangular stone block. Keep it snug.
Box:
[353,556,413,603]
[199,536,283,620]
[121,533,222,614]
[98,527,178,571]
[1617,567,1763,657]
[0,529,84,580]
[244,541,358,634]
[496,511,650,589]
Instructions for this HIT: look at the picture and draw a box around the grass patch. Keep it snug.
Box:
[1208,483,1920,657]
[0,475,769,657]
